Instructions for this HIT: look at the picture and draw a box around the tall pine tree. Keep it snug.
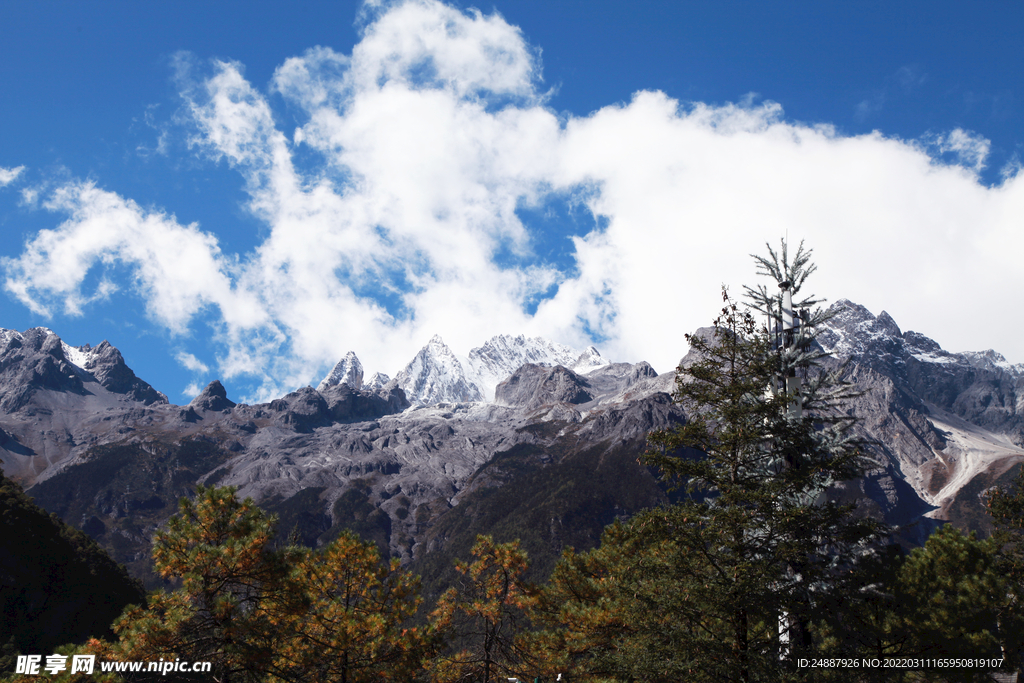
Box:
[534,241,882,681]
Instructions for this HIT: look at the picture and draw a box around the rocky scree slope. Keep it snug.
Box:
[817,300,1024,533]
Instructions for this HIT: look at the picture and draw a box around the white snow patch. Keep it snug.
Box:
[911,352,955,365]
[0,329,23,348]
[61,342,94,370]
[571,346,611,374]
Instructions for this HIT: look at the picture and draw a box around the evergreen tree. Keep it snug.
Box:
[535,241,881,681]
[427,535,538,683]
[814,525,1011,683]
[531,519,696,681]
[275,530,426,682]
[101,486,426,683]
[0,469,144,675]
[895,525,1007,680]
[985,466,1024,671]
[110,485,304,682]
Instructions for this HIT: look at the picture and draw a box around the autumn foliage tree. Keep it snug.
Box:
[275,530,425,682]
[426,535,538,683]
[111,485,302,682]
[98,486,425,682]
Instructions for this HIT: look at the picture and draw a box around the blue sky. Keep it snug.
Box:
[1,0,1022,402]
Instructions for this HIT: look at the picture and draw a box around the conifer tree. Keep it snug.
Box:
[110,485,305,682]
[530,519,687,681]
[103,486,426,683]
[427,535,538,683]
[985,466,1024,671]
[275,530,426,682]
[894,525,1007,679]
[644,241,877,677]
[534,241,881,682]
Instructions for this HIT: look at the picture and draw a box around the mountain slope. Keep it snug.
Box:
[818,299,1024,530]
[2,301,1022,598]
[0,468,145,671]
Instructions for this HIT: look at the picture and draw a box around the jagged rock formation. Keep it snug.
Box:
[2,304,1023,590]
[189,380,236,413]
[0,328,167,484]
[466,334,606,400]
[391,335,484,405]
[817,300,1024,530]
[1,326,678,581]
[320,333,612,406]
[317,351,363,392]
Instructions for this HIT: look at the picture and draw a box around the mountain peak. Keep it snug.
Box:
[570,345,609,373]
[190,380,236,412]
[818,300,904,358]
[466,334,585,401]
[318,351,364,392]
[396,337,482,406]
[365,371,391,392]
[0,328,166,413]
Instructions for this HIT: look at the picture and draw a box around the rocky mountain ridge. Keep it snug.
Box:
[0,300,1021,588]
[817,299,1023,530]
[323,333,613,406]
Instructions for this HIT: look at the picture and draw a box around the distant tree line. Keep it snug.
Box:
[6,242,1024,682]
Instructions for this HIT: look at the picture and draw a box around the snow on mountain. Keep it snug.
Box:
[4,326,104,377]
[466,334,589,401]
[959,349,1024,377]
[61,341,99,372]
[317,351,364,391]
[365,372,391,392]
[319,333,616,406]
[815,299,904,359]
[818,299,1023,378]
[569,345,610,374]
[813,299,1024,515]
[0,328,22,349]
[393,335,484,406]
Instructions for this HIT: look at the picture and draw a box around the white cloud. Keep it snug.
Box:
[2,180,261,330]
[176,351,210,373]
[4,0,1023,401]
[0,166,25,187]
[933,128,991,174]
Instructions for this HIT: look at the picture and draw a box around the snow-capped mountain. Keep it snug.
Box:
[815,299,1024,530]
[4,299,1024,588]
[318,333,613,406]
[819,299,1024,389]
[390,335,484,406]
[365,372,390,391]
[570,346,610,374]
[465,334,610,401]
[317,351,363,391]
